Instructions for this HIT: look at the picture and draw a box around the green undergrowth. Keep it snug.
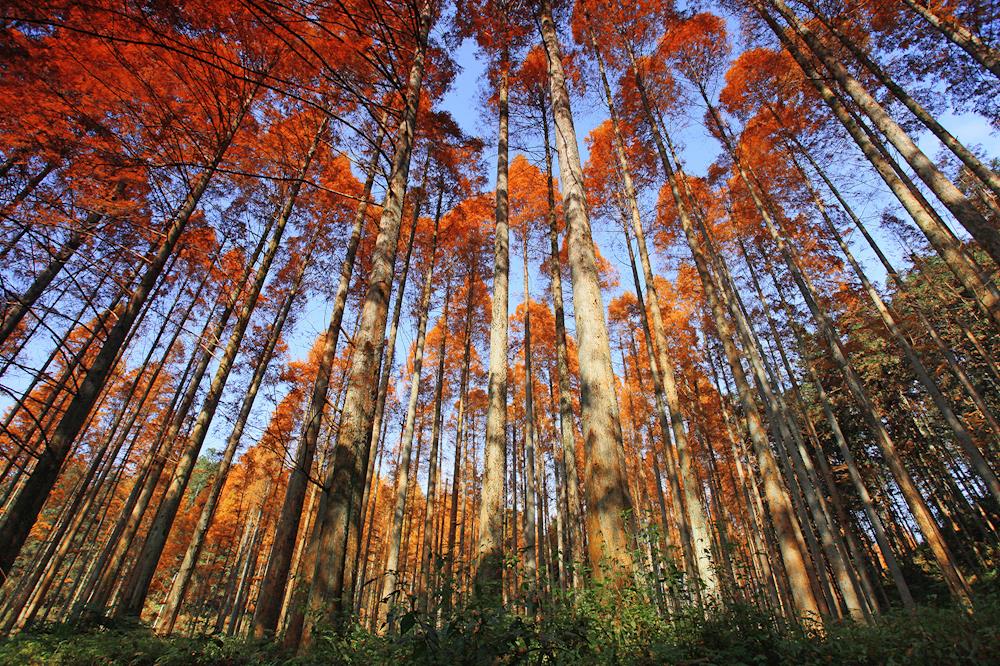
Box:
[2,592,998,665]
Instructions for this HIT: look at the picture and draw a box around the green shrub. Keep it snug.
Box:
[2,593,998,664]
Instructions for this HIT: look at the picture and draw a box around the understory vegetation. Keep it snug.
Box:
[3,588,999,665]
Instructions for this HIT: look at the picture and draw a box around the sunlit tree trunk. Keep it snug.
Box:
[539,0,633,579]
[420,270,452,612]
[589,24,717,599]
[520,234,539,590]
[539,98,583,581]
[443,261,476,613]
[379,187,442,625]
[298,3,432,633]
[476,55,511,595]
[252,121,384,639]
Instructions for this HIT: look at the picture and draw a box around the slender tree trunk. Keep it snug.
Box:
[520,235,539,590]
[444,262,477,611]
[539,0,633,578]
[539,97,583,581]
[252,121,384,640]
[420,271,452,612]
[0,107,249,579]
[378,188,443,626]
[301,4,432,637]
[476,56,512,595]
[621,227,700,601]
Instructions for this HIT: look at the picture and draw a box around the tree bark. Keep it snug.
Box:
[538,0,633,579]
[300,2,432,638]
[476,59,512,595]
[0,107,248,579]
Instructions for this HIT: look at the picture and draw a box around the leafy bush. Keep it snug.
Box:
[3,593,998,664]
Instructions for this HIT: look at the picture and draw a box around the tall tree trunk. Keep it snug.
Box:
[378,187,442,625]
[301,3,432,637]
[520,235,539,590]
[588,21,717,598]
[0,106,249,579]
[621,227,701,601]
[476,57,512,595]
[539,96,583,581]
[420,270,452,612]
[444,262,477,612]
[252,120,384,639]
[538,0,633,579]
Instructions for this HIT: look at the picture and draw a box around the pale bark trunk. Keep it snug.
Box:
[444,262,477,611]
[378,196,441,627]
[540,99,583,581]
[252,120,383,639]
[539,0,633,578]
[622,227,700,601]
[420,271,452,612]
[301,4,431,637]
[521,235,539,589]
[476,62,511,594]
[589,24,717,599]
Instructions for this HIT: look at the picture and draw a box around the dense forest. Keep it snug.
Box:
[0,0,999,662]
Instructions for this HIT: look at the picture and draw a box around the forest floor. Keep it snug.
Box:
[1,593,998,665]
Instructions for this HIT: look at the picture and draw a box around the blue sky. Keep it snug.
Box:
[273,18,998,482]
[3,11,995,489]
